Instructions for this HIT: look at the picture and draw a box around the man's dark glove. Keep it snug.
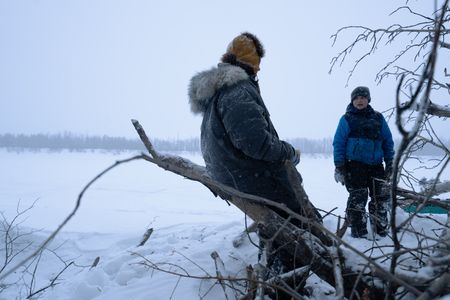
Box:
[290,149,301,166]
[334,166,346,186]
[385,160,393,179]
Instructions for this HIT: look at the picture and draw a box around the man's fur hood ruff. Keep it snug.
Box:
[188,63,249,115]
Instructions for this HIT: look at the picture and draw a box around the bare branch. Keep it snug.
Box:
[211,251,236,300]
[388,1,449,297]
[330,3,449,89]
[133,252,296,298]
[390,6,434,21]
[329,242,344,299]
[131,119,159,158]
[232,222,257,248]
[26,261,74,299]
[426,102,450,117]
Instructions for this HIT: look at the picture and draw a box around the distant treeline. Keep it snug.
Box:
[0,133,199,153]
[288,138,333,154]
[0,133,333,154]
[0,133,448,156]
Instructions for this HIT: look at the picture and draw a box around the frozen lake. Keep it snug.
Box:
[0,149,344,234]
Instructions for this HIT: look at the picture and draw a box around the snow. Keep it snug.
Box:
[0,149,448,299]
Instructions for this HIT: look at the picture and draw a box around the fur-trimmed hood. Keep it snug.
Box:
[188,63,249,115]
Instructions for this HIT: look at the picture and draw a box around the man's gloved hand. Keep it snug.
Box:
[290,149,301,166]
[334,166,346,185]
[385,160,393,179]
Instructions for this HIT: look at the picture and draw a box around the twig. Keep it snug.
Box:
[244,265,257,300]
[336,217,348,238]
[131,119,159,158]
[90,257,100,270]
[211,251,235,300]
[0,201,37,274]
[138,228,154,247]
[233,222,257,248]
[173,250,212,277]
[133,252,295,297]
[265,266,309,285]
[169,276,182,300]
[254,263,266,300]
[329,242,344,299]
[26,261,74,299]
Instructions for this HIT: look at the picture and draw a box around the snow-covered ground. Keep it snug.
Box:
[0,149,448,299]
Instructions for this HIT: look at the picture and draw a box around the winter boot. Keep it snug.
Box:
[369,198,389,237]
[350,226,368,238]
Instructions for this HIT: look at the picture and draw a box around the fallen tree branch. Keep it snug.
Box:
[396,187,450,211]
[132,119,427,298]
[405,101,450,118]
[425,180,450,196]
[426,102,450,118]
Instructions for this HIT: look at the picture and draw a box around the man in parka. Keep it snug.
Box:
[333,86,395,238]
[188,32,301,217]
[188,32,303,275]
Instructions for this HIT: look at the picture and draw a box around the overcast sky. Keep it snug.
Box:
[0,1,445,140]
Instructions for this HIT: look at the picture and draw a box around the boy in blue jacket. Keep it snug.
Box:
[333,86,394,238]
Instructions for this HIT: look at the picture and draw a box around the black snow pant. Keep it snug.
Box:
[344,160,389,237]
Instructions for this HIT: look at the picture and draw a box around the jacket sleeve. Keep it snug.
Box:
[333,116,349,167]
[217,84,295,162]
[381,116,395,163]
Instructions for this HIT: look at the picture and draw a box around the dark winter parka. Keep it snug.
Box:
[333,104,394,167]
[189,63,299,211]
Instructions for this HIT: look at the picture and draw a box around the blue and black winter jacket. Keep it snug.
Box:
[333,104,394,167]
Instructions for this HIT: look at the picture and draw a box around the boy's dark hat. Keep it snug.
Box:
[351,86,371,103]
